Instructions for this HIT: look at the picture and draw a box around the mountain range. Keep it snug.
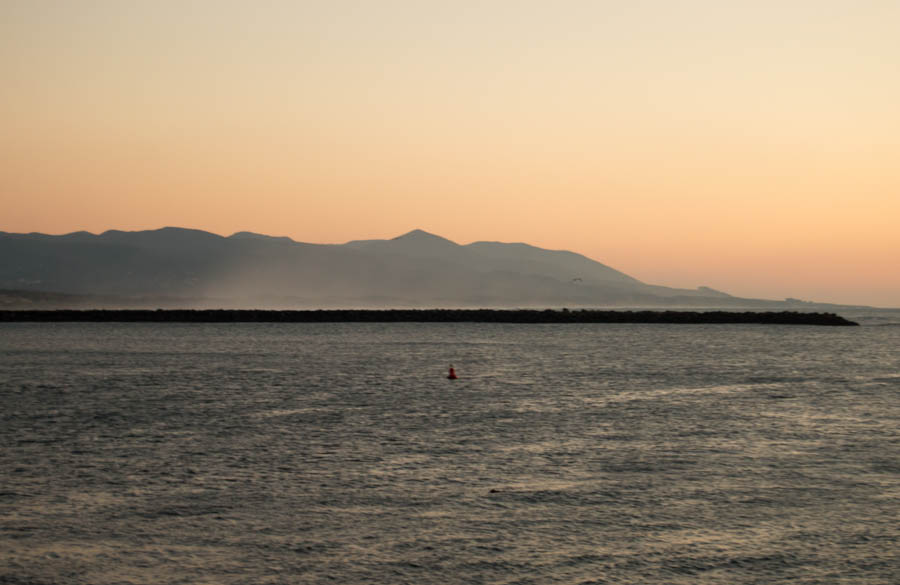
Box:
[0,227,817,309]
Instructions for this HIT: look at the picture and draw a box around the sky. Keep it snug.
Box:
[2,0,898,307]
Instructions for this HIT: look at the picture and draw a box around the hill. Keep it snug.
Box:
[0,227,791,309]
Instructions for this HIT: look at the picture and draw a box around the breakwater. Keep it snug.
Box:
[0,309,859,325]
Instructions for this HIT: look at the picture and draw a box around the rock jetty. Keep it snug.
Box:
[0,309,859,326]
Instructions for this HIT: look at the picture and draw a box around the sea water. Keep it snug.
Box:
[1,310,899,584]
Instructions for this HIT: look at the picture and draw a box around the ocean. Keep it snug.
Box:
[2,309,899,584]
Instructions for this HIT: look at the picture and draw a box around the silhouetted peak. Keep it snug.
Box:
[391,229,458,246]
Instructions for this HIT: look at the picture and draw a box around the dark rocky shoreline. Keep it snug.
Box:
[0,309,859,325]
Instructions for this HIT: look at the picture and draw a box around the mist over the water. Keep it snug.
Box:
[2,313,898,584]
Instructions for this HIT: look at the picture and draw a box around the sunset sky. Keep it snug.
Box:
[2,1,898,306]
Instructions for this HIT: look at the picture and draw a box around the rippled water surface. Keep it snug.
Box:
[2,313,899,584]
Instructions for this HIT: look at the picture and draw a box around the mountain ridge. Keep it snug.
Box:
[0,226,791,309]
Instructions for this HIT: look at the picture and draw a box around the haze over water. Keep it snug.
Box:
[2,311,898,584]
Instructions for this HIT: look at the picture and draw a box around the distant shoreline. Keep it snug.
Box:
[0,309,859,326]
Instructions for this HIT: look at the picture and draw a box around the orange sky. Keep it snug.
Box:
[2,1,898,306]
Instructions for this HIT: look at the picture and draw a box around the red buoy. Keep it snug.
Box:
[447,365,458,380]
